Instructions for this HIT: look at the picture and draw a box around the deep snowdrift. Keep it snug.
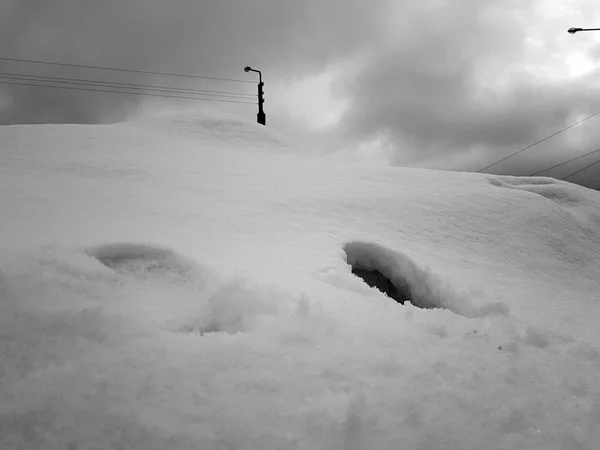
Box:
[1,111,599,449]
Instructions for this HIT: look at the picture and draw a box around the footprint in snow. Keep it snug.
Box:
[85,243,204,285]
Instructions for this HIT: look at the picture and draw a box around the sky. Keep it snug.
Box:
[1,110,600,448]
[2,0,600,186]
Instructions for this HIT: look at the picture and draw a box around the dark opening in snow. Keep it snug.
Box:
[350,267,411,304]
[343,241,438,310]
[343,241,507,318]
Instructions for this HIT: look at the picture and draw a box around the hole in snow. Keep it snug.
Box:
[85,243,200,284]
[343,241,468,315]
[350,266,411,305]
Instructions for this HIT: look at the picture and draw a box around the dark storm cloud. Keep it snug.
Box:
[0,0,387,124]
[2,0,600,188]
[335,1,600,186]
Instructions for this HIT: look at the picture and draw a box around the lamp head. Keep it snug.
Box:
[244,66,252,72]
[568,27,582,34]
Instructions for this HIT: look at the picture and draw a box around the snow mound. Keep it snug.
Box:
[488,174,600,225]
[85,242,308,335]
[489,175,582,204]
[3,108,600,448]
[130,109,298,151]
[180,278,314,335]
[488,176,557,187]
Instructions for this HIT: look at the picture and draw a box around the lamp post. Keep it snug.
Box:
[568,27,600,34]
[244,66,266,126]
[567,26,600,189]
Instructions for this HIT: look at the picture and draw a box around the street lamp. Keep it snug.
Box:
[568,27,600,34]
[244,66,266,126]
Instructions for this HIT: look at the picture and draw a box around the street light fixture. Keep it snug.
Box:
[568,27,600,34]
[244,66,266,126]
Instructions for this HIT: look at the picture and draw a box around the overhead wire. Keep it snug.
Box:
[0,80,257,104]
[0,72,256,100]
[476,109,600,173]
[0,56,254,84]
[561,157,600,181]
[528,146,600,176]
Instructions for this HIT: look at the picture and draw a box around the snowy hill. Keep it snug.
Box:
[1,110,599,449]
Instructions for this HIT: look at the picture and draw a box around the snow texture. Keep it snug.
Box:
[1,110,600,449]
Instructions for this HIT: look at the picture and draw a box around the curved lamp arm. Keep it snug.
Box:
[568,27,600,34]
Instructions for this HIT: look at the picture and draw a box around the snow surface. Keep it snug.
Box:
[1,109,600,449]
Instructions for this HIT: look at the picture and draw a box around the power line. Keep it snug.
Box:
[476,109,600,173]
[0,73,254,99]
[528,146,600,176]
[562,157,600,180]
[0,72,256,100]
[0,80,257,104]
[0,56,254,84]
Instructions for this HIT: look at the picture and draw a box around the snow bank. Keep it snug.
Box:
[130,108,300,151]
[488,174,600,227]
[1,111,600,448]
[2,243,599,449]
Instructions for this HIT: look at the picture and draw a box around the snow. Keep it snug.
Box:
[1,109,599,449]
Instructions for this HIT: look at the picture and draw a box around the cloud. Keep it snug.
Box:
[332,0,600,186]
[0,0,388,124]
[2,0,600,188]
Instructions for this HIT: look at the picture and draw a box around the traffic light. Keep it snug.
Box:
[257,81,266,126]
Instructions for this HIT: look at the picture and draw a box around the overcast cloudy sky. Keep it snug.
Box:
[2,0,600,186]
